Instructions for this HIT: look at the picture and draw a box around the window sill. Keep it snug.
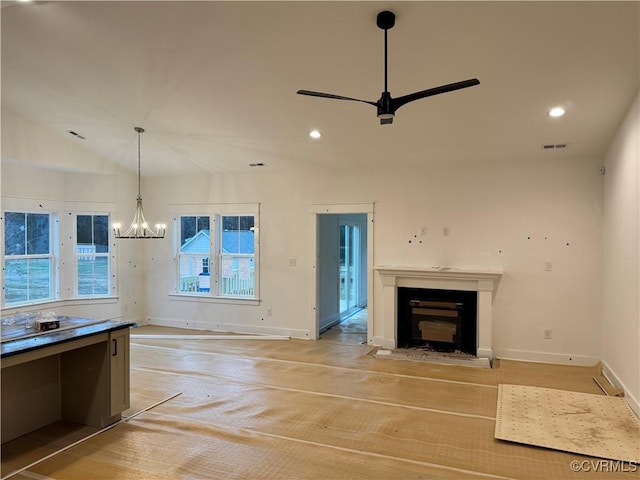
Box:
[2,296,119,314]
[168,293,260,306]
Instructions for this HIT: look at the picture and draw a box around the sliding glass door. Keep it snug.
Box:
[339,222,359,316]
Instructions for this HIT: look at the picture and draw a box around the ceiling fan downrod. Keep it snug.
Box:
[376,10,395,95]
[377,11,396,123]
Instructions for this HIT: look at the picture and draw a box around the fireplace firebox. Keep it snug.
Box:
[397,287,477,355]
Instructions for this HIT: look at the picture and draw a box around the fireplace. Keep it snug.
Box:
[397,287,477,355]
[374,266,502,359]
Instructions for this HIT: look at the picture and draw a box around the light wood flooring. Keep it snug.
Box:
[1,324,636,480]
[319,308,367,345]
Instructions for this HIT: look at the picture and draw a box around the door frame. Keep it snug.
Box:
[309,203,374,342]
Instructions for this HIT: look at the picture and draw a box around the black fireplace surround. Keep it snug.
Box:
[397,287,478,355]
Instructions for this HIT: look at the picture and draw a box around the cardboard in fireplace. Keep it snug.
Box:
[410,300,463,346]
[418,320,457,342]
[397,287,477,355]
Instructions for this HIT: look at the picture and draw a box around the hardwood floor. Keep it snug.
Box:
[2,325,634,479]
[320,308,367,345]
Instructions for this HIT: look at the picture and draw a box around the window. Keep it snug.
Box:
[177,216,211,293]
[219,215,255,297]
[175,209,258,299]
[76,214,110,297]
[3,212,54,306]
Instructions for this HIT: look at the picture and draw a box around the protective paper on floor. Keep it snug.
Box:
[3,327,628,480]
[495,384,640,462]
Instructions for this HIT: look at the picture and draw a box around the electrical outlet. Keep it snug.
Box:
[267,308,272,317]
[420,227,427,236]
[545,262,553,272]
[443,227,450,237]
[544,329,552,340]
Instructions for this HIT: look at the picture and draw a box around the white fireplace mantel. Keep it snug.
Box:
[374,266,503,359]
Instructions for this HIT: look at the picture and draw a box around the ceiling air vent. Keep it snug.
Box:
[542,143,568,150]
[67,130,86,140]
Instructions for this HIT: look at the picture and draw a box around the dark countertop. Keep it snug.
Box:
[1,317,136,359]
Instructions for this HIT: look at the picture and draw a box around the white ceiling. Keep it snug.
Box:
[2,1,638,176]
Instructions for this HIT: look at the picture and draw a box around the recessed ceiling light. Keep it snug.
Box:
[309,130,321,139]
[548,107,566,118]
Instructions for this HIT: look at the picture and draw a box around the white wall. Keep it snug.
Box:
[602,92,639,415]
[1,109,145,324]
[2,107,608,367]
[141,153,604,365]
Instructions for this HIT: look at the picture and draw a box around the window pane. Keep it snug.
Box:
[4,258,51,304]
[178,255,210,293]
[4,212,26,256]
[77,256,109,296]
[77,215,93,244]
[26,213,49,255]
[221,215,254,254]
[4,258,27,303]
[77,215,109,254]
[220,256,254,296]
[180,216,210,254]
[93,216,109,253]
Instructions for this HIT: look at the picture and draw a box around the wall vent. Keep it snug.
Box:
[249,162,266,167]
[67,130,86,140]
[542,143,568,150]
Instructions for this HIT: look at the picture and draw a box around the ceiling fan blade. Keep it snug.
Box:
[391,78,480,112]
[297,90,377,106]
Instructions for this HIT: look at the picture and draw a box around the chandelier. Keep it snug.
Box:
[112,127,166,239]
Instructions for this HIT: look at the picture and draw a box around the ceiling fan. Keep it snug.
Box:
[297,11,479,125]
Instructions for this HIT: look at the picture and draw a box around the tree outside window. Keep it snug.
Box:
[76,214,110,296]
[3,212,53,305]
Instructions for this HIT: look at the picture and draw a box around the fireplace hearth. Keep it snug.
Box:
[397,287,478,355]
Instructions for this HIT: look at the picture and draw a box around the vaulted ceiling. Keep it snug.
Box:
[2,1,638,176]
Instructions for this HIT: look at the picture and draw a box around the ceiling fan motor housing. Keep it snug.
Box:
[377,91,395,121]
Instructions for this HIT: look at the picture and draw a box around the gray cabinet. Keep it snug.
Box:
[1,321,134,443]
[109,328,130,416]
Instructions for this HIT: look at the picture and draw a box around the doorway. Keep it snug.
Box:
[314,210,370,344]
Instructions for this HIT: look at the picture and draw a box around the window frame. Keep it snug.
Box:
[175,214,211,295]
[217,214,256,299]
[2,210,57,307]
[74,213,112,298]
[171,204,259,303]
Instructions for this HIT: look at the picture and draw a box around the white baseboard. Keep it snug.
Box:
[372,336,395,350]
[602,361,640,418]
[477,347,493,359]
[147,316,311,339]
[493,347,599,367]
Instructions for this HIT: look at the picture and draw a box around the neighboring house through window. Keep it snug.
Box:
[178,216,211,293]
[219,215,255,297]
[175,207,258,299]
